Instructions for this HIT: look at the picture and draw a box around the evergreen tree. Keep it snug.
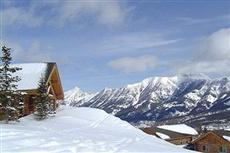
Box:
[0,59,4,120]
[44,64,56,116]
[34,76,50,120]
[17,96,24,117]
[48,101,56,116]
[0,46,21,122]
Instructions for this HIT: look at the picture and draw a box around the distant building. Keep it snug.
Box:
[140,126,197,145]
[192,130,230,153]
[14,62,64,115]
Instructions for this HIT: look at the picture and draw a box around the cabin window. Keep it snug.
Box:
[219,146,227,153]
[202,144,208,152]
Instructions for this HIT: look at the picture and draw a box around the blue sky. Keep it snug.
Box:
[1,0,230,92]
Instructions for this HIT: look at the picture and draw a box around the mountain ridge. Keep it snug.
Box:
[65,74,230,128]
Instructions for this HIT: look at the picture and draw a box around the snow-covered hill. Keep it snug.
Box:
[65,74,230,127]
[1,107,195,153]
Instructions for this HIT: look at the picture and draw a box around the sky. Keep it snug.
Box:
[0,0,230,92]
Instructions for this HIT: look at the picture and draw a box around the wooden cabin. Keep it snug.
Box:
[14,62,64,115]
[140,127,196,145]
[167,136,193,145]
[192,131,230,153]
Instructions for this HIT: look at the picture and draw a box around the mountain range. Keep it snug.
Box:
[64,74,230,128]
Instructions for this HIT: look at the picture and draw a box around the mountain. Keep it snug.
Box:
[64,86,95,106]
[65,74,230,128]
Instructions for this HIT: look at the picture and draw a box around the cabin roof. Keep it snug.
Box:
[192,131,230,144]
[213,130,230,143]
[12,63,48,90]
[1,62,64,100]
[154,127,190,138]
[141,127,194,140]
[157,124,198,135]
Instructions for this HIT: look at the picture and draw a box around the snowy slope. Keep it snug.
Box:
[1,107,195,153]
[157,124,198,135]
[66,74,230,127]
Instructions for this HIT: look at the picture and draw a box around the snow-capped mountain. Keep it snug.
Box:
[64,86,95,106]
[65,74,230,127]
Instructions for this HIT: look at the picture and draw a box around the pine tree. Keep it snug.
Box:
[48,101,56,115]
[0,60,4,120]
[0,46,21,122]
[34,76,50,120]
[17,96,24,117]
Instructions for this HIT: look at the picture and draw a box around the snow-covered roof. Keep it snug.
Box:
[12,63,48,90]
[223,135,230,142]
[156,132,170,140]
[157,124,198,135]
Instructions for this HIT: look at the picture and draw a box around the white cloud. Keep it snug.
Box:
[96,2,125,25]
[4,41,52,63]
[175,28,230,75]
[176,61,230,75]
[196,28,230,61]
[1,7,43,27]
[3,40,76,66]
[176,15,230,25]
[1,0,127,28]
[55,0,125,26]
[108,55,157,73]
[99,32,181,53]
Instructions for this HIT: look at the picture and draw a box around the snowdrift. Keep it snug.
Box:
[1,107,195,153]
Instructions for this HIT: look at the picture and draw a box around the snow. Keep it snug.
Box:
[0,107,195,153]
[156,132,170,140]
[64,86,95,106]
[206,94,217,103]
[12,63,47,90]
[225,101,230,106]
[223,136,230,142]
[178,73,210,81]
[220,94,227,99]
[184,92,201,102]
[66,74,230,126]
[157,124,198,135]
[172,110,187,116]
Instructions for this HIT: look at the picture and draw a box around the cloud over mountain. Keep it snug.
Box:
[175,28,230,75]
[108,55,157,73]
